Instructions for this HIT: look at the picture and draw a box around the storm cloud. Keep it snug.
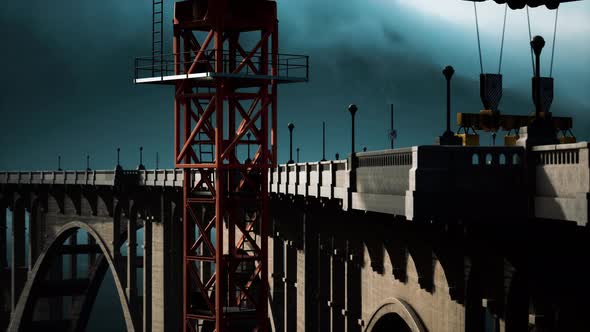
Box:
[0,0,588,169]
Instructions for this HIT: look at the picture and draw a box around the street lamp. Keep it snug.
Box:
[321,121,326,161]
[348,104,358,154]
[138,146,145,170]
[437,66,462,146]
[116,148,123,171]
[296,147,300,163]
[288,122,295,164]
[531,35,545,119]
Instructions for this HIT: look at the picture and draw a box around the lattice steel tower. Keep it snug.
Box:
[135,0,308,331]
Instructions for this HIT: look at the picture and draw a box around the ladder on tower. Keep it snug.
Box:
[152,0,164,76]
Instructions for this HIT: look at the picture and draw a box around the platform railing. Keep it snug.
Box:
[134,50,309,81]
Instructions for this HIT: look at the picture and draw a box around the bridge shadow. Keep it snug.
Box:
[269,192,590,332]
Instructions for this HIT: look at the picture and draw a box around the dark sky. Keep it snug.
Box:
[1,0,589,170]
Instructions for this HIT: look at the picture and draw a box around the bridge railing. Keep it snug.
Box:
[139,169,186,187]
[532,142,589,224]
[0,170,116,186]
[269,159,349,199]
[409,145,526,193]
[534,143,588,198]
[355,148,413,196]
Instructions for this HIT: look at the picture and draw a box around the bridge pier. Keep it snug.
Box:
[27,201,40,277]
[318,231,332,332]
[270,228,285,332]
[302,206,319,332]
[0,202,9,330]
[48,251,64,322]
[285,241,297,332]
[127,212,139,326]
[345,238,362,332]
[151,199,182,332]
[330,235,346,332]
[143,218,152,332]
[10,200,26,314]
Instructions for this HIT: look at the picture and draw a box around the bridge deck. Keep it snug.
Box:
[1,143,588,225]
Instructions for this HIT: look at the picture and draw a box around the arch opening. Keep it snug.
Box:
[9,222,134,332]
[28,228,127,331]
[365,299,426,332]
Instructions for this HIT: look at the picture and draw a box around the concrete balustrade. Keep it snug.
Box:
[533,142,590,225]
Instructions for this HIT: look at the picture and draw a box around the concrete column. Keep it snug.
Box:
[303,214,319,332]
[271,235,284,332]
[154,198,182,332]
[113,211,122,274]
[505,271,530,332]
[70,231,78,279]
[143,219,152,332]
[27,204,40,274]
[88,233,96,270]
[296,247,305,332]
[330,243,345,332]
[465,261,485,332]
[127,217,138,322]
[285,242,297,332]
[1,204,6,269]
[48,255,63,321]
[345,240,362,332]
[10,203,25,312]
[0,203,8,331]
[318,234,331,332]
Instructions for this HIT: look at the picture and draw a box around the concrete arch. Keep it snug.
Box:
[7,221,136,332]
[365,298,426,332]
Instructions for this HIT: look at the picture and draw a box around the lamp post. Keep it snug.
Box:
[58,155,62,171]
[531,35,545,118]
[86,155,91,171]
[288,122,295,164]
[348,104,358,154]
[138,146,145,170]
[296,148,300,163]
[321,121,326,161]
[443,66,454,136]
[437,66,462,146]
[116,148,123,171]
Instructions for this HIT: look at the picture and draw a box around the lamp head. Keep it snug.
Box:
[443,66,455,81]
[531,35,545,57]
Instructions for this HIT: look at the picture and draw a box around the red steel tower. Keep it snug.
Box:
[135,0,307,331]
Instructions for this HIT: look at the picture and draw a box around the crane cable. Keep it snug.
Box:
[526,5,535,75]
[473,2,484,74]
[474,2,510,74]
[550,7,559,77]
[498,4,508,74]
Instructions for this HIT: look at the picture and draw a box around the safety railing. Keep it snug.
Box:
[135,50,309,81]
